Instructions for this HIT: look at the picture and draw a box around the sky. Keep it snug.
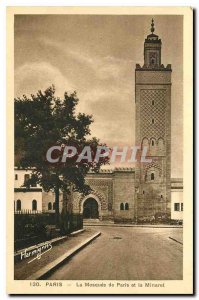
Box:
[14,14,183,177]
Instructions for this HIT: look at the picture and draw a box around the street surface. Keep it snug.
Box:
[47,226,183,280]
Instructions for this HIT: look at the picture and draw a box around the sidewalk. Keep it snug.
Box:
[14,227,100,280]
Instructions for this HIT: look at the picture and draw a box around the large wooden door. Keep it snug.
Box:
[83,198,99,219]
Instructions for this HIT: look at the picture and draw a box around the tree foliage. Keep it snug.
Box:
[15,86,110,196]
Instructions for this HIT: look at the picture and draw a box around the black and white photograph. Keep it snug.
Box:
[5,6,193,295]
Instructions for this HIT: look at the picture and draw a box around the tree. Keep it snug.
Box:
[15,86,110,226]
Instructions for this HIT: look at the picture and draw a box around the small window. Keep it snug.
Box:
[151,173,155,181]
[152,100,154,106]
[152,140,154,146]
[152,119,154,124]
[120,203,124,210]
[161,195,163,198]
[143,190,145,194]
[15,174,18,180]
[181,203,183,211]
[53,202,56,210]
[32,199,37,211]
[16,199,21,211]
[174,203,180,211]
[24,174,30,183]
[125,203,129,210]
[48,202,52,210]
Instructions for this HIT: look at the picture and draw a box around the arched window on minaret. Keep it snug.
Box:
[125,203,129,210]
[151,173,155,181]
[120,203,124,210]
[150,138,156,155]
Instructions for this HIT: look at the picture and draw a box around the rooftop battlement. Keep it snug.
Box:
[88,167,135,174]
[136,63,172,71]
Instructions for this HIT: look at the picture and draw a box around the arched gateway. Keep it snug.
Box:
[80,194,101,219]
[83,198,99,219]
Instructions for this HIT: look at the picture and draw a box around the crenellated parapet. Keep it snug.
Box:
[136,64,172,71]
[88,167,135,174]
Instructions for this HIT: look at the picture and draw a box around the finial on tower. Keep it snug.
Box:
[151,18,155,34]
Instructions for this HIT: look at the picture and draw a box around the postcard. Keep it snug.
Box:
[7,6,193,294]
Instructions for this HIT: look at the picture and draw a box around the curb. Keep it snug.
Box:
[26,231,101,280]
[69,229,85,236]
[84,224,183,229]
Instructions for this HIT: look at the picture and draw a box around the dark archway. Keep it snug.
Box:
[83,198,99,219]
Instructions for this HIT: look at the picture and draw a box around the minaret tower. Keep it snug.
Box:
[135,20,172,219]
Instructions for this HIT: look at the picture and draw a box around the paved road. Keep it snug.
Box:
[47,226,183,280]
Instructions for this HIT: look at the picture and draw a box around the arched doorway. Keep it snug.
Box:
[83,198,99,219]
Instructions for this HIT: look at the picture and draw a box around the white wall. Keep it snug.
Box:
[14,191,42,212]
[14,169,39,188]
[14,169,42,212]
[171,190,183,220]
